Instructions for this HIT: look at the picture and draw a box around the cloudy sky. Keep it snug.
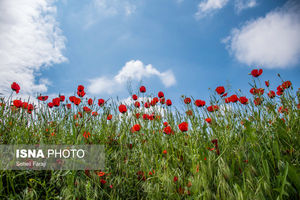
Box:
[0,0,299,104]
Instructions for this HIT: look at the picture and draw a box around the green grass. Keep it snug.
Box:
[0,74,299,199]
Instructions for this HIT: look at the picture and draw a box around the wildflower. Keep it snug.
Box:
[98,99,105,107]
[143,114,148,120]
[59,95,65,102]
[205,118,212,123]
[88,98,93,105]
[134,101,140,108]
[69,96,76,103]
[132,94,138,100]
[158,91,164,98]
[186,110,193,116]
[132,124,141,132]
[282,81,291,89]
[107,114,112,120]
[48,102,54,108]
[268,91,275,98]
[163,126,172,135]
[83,106,91,113]
[163,122,168,127]
[77,90,86,97]
[27,104,34,113]
[135,113,140,118]
[254,97,263,106]
[184,97,191,104]
[100,179,106,184]
[194,99,205,107]
[11,82,20,94]
[83,131,91,139]
[173,176,178,182]
[251,69,263,77]
[265,81,270,87]
[166,99,172,106]
[37,96,48,101]
[144,102,150,108]
[228,94,238,103]
[22,102,28,109]
[140,86,146,93]
[276,85,284,96]
[162,150,167,154]
[77,85,84,92]
[215,86,225,95]
[74,98,81,106]
[97,171,105,177]
[13,100,22,108]
[52,98,60,107]
[178,122,188,132]
[119,104,127,113]
[207,105,219,112]
[239,96,249,105]
[160,98,165,104]
[92,112,98,116]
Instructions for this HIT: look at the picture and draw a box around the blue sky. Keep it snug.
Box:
[1,0,299,105]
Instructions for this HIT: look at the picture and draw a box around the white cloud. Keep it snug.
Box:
[234,0,257,13]
[88,60,176,95]
[195,0,229,19]
[0,0,66,95]
[224,1,300,68]
[83,0,137,28]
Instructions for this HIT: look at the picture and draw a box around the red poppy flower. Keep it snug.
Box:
[98,99,105,107]
[135,113,140,118]
[160,98,165,104]
[59,95,65,102]
[257,88,264,95]
[83,131,91,139]
[163,122,168,127]
[132,124,141,132]
[52,98,60,107]
[11,82,20,94]
[77,85,84,92]
[282,81,291,89]
[225,97,230,103]
[207,105,219,112]
[22,102,28,109]
[37,96,48,101]
[88,98,93,105]
[251,69,263,77]
[27,104,34,113]
[276,85,284,96]
[66,104,71,109]
[132,94,138,100]
[83,106,91,113]
[134,101,140,108]
[77,90,86,97]
[268,91,275,98]
[265,81,270,87]
[92,112,98,116]
[100,179,106,184]
[215,86,225,95]
[158,91,164,98]
[74,98,81,106]
[254,97,263,106]
[173,176,178,182]
[119,104,127,113]
[184,97,191,104]
[194,99,205,107]
[69,96,76,103]
[278,106,288,114]
[162,150,167,154]
[140,86,146,93]
[178,122,188,132]
[211,139,218,148]
[150,99,157,106]
[239,96,248,105]
[250,88,256,95]
[205,118,212,123]
[144,102,150,108]
[107,114,112,120]
[163,126,172,135]
[13,99,22,108]
[186,110,193,116]
[48,102,54,108]
[228,94,238,103]
[166,99,172,106]
[143,114,149,120]
[148,114,154,120]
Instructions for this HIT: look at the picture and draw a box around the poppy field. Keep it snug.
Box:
[1,69,300,199]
